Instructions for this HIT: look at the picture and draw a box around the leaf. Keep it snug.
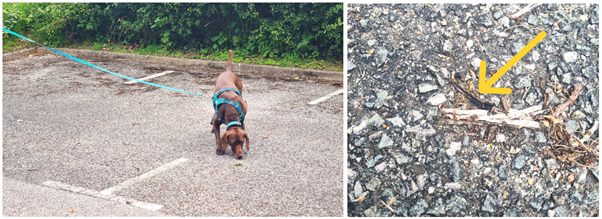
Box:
[387,195,399,206]
[17,119,22,122]
[67,209,78,213]
[211,36,220,42]
[234,162,243,166]
[568,173,575,183]
[352,196,367,202]
[293,77,299,80]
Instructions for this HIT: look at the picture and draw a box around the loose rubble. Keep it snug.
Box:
[347,3,599,217]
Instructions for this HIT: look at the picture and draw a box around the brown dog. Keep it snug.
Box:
[211,50,249,159]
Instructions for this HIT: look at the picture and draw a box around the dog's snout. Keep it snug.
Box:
[235,154,243,159]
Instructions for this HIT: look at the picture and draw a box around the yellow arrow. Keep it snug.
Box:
[479,31,547,95]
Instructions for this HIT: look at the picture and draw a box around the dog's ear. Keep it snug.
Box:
[243,131,250,151]
[221,131,230,152]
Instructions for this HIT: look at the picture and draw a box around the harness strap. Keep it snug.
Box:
[212,88,245,124]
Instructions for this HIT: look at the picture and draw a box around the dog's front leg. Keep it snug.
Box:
[212,116,224,155]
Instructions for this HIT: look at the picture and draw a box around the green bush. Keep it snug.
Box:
[4,3,343,61]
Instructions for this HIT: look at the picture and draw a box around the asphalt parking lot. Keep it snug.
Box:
[2,54,344,216]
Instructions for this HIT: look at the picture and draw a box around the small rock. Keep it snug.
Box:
[364,205,378,217]
[457,29,468,37]
[373,89,388,109]
[359,19,369,28]
[531,50,540,62]
[462,135,470,147]
[572,110,585,119]
[446,142,462,156]
[348,62,357,71]
[375,162,386,172]
[499,16,510,27]
[499,165,508,180]
[426,93,446,105]
[409,110,424,122]
[386,116,406,127]
[367,40,378,47]
[566,120,579,131]
[493,11,504,19]
[428,187,435,194]
[569,190,582,203]
[534,131,547,143]
[584,188,599,204]
[529,196,543,211]
[409,198,429,217]
[444,182,462,190]
[354,137,367,147]
[496,134,506,143]
[419,83,438,93]
[563,51,579,63]
[514,74,533,89]
[503,208,524,217]
[368,131,383,140]
[561,73,571,84]
[375,47,389,67]
[368,114,385,127]
[354,181,363,198]
[525,92,537,105]
[378,133,394,149]
[417,174,427,190]
[426,198,445,216]
[512,154,526,170]
[445,194,468,213]
[449,156,464,182]
[471,58,482,69]
[582,66,597,79]
[366,155,383,168]
[554,206,568,217]
[392,150,413,164]
[470,158,480,166]
[466,40,473,48]
[527,14,538,25]
[481,194,499,212]
[347,169,356,180]
[543,158,558,170]
[365,177,381,191]
[442,40,454,54]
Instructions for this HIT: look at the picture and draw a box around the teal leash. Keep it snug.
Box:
[3,27,206,97]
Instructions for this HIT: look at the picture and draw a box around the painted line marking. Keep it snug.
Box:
[124,71,174,84]
[100,158,188,195]
[308,89,344,104]
[42,181,164,211]
[41,157,188,211]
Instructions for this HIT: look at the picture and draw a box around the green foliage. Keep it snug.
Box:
[3,3,342,69]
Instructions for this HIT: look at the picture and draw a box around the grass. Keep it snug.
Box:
[2,37,343,72]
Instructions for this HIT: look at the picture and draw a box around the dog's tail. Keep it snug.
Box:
[226,49,233,73]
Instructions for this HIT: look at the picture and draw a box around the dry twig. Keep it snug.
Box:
[510,3,543,19]
[552,83,583,118]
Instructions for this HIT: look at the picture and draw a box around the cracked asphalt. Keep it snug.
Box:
[3,54,343,216]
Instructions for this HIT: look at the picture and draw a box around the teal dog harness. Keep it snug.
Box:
[212,88,245,129]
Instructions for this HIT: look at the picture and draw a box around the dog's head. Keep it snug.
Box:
[221,127,249,159]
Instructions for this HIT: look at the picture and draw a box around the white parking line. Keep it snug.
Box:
[41,157,188,211]
[124,71,174,84]
[42,181,164,211]
[308,89,344,104]
[100,158,188,195]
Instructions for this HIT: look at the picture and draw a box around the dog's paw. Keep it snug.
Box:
[216,149,224,155]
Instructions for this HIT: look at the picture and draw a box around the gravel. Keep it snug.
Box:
[347,3,599,217]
